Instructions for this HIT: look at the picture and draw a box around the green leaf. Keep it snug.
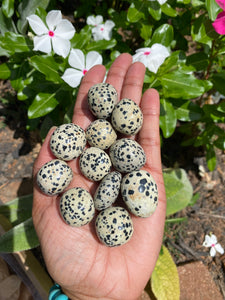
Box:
[28,92,59,119]
[0,194,33,226]
[206,0,221,21]
[206,144,217,171]
[214,136,225,150]
[151,245,180,300]
[127,3,145,23]
[29,56,63,83]
[218,102,225,112]
[160,98,177,138]
[70,26,92,49]
[160,71,206,99]
[177,0,191,3]
[186,52,209,71]
[212,72,225,95]
[161,3,177,17]
[191,15,218,46]
[188,193,200,206]
[148,1,161,21]
[140,24,153,41]
[163,168,193,216]
[165,217,187,224]
[0,63,10,79]
[157,51,186,75]
[8,61,32,92]
[170,98,203,121]
[17,0,50,34]
[2,0,14,18]
[86,39,117,51]
[193,123,214,147]
[190,0,204,6]
[203,104,225,122]
[0,8,17,36]
[0,218,39,252]
[0,32,31,54]
[151,24,174,47]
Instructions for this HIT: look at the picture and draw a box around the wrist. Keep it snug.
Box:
[50,283,142,300]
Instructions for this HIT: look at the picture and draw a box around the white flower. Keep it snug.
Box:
[87,15,103,26]
[92,20,115,41]
[133,44,170,73]
[27,10,75,58]
[203,234,224,257]
[61,49,103,88]
[148,0,168,5]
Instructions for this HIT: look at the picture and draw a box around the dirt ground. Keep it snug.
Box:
[0,80,225,299]
[161,130,225,298]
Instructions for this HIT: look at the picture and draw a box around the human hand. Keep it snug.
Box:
[32,53,167,300]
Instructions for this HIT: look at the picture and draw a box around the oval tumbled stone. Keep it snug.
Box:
[50,123,86,161]
[109,138,146,173]
[60,187,95,227]
[79,147,112,181]
[121,170,158,217]
[94,171,122,210]
[95,206,133,247]
[88,83,118,119]
[111,98,143,135]
[36,159,73,196]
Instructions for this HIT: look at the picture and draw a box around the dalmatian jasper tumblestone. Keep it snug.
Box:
[109,138,146,173]
[111,98,143,135]
[88,83,118,119]
[50,123,86,161]
[37,159,73,196]
[94,171,122,210]
[60,187,95,227]
[121,170,158,217]
[79,147,112,181]
[86,119,117,150]
[95,206,134,247]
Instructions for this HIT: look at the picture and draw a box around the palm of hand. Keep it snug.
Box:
[32,54,166,300]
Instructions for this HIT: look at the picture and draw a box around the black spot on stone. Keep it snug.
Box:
[140,178,147,185]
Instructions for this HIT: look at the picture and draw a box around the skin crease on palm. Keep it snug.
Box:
[32,53,167,300]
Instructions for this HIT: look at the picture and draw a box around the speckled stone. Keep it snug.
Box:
[111,98,143,135]
[79,147,112,181]
[36,159,73,196]
[60,187,95,227]
[86,119,117,150]
[50,123,86,161]
[121,170,158,217]
[95,206,133,247]
[88,83,118,119]
[94,171,122,210]
[109,138,146,173]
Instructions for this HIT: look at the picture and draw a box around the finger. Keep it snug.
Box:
[120,62,146,105]
[138,88,166,204]
[72,64,106,128]
[106,53,133,100]
[138,89,162,176]
[131,89,166,265]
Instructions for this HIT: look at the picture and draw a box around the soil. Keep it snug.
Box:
[162,134,225,298]
[0,80,225,299]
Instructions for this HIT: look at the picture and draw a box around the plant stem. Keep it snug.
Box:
[149,77,158,88]
[205,39,216,80]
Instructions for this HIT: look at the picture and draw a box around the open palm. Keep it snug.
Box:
[32,53,166,300]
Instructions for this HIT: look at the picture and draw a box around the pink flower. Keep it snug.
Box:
[212,0,225,35]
